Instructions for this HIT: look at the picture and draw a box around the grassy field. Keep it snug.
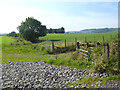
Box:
[1,32,119,86]
[1,32,119,72]
[1,36,69,64]
[2,36,46,63]
[39,32,118,42]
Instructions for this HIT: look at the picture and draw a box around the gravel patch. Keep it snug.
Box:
[1,61,120,89]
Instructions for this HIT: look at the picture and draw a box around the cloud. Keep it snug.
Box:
[0,2,65,33]
[82,11,112,17]
[61,16,117,31]
[0,1,118,33]
[38,14,117,31]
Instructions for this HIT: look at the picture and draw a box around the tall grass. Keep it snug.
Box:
[1,33,119,87]
[1,32,119,73]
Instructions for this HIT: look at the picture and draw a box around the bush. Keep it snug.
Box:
[41,46,45,51]
[46,59,55,64]
[70,50,79,60]
[92,41,119,73]
[52,45,76,54]
[17,17,47,42]
[94,61,108,73]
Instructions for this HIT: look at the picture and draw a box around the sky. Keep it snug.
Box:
[0,0,119,33]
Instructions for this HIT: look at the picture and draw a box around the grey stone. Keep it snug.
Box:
[1,61,119,88]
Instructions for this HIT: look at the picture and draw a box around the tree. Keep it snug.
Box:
[40,25,47,36]
[17,17,47,42]
[47,27,65,33]
[61,27,65,33]
[7,31,18,37]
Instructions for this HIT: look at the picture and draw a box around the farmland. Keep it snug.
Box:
[1,32,120,88]
[1,32,118,69]
[39,32,118,42]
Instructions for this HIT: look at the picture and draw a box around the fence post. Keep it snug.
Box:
[65,39,66,48]
[55,53,58,60]
[77,42,80,49]
[104,43,105,53]
[85,37,87,43]
[72,42,74,51]
[103,36,104,45]
[94,36,95,44]
[107,43,110,64]
[87,42,89,48]
[52,41,54,51]
[75,38,77,48]
[87,52,89,61]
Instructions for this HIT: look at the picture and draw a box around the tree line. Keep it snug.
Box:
[7,31,18,37]
[47,27,65,33]
[7,17,65,42]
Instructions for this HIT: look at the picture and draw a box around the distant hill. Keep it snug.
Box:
[66,28,118,33]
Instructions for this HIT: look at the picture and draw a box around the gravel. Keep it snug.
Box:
[1,61,120,89]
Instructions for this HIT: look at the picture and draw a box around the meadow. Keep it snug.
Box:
[1,32,119,72]
[39,32,118,42]
[1,32,120,87]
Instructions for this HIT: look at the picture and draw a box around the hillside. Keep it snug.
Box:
[66,28,118,33]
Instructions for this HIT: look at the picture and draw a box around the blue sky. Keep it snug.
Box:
[0,0,119,33]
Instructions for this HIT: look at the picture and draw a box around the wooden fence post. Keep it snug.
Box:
[103,36,104,44]
[65,39,66,48]
[94,36,95,44]
[87,42,89,48]
[75,38,77,48]
[77,42,80,49]
[104,43,105,53]
[107,43,110,64]
[55,53,58,60]
[52,41,54,51]
[72,42,74,51]
[87,52,89,61]
[85,37,87,43]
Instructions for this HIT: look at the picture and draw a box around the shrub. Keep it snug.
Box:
[46,59,55,64]
[41,46,45,51]
[70,50,79,60]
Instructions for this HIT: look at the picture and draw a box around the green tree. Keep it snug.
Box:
[47,27,65,33]
[61,27,65,33]
[7,31,18,37]
[17,17,47,42]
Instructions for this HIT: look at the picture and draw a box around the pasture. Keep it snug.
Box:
[1,32,119,72]
[39,32,118,42]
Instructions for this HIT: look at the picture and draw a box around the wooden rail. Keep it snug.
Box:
[78,49,89,61]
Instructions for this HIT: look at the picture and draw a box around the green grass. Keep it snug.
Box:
[1,36,48,63]
[1,32,118,70]
[39,32,118,43]
[2,36,16,47]
[65,74,120,88]
[2,35,92,69]
[1,33,119,88]
[41,53,93,70]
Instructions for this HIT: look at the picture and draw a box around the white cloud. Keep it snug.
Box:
[61,16,117,31]
[0,1,118,33]
[82,11,112,17]
[38,14,117,31]
[0,3,63,33]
